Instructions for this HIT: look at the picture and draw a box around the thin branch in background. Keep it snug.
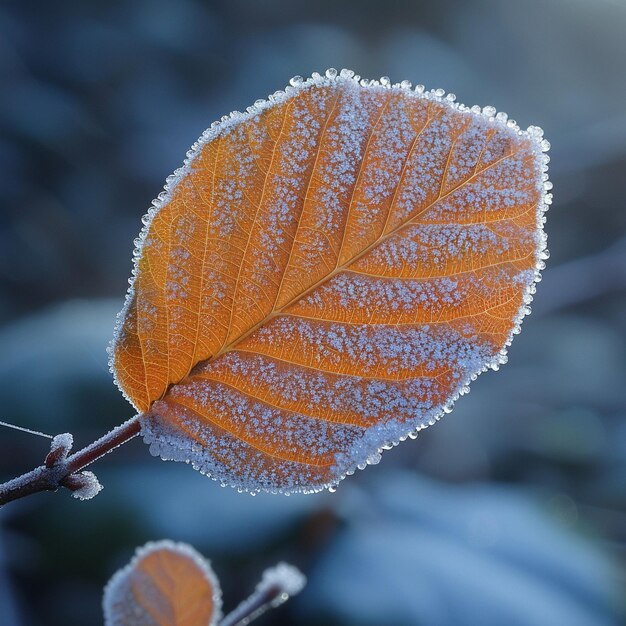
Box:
[220,563,306,626]
[0,416,141,506]
[0,420,53,439]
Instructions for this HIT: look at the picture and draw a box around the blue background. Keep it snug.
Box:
[0,0,625,624]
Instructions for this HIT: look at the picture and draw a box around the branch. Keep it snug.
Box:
[219,585,281,626]
[219,563,306,626]
[0,416,141,507]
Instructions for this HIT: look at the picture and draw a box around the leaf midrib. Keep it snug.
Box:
[159,118,527,400]
[204,146,525,361]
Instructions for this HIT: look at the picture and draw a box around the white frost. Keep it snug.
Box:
[51,432,73,453]
[258,562,306,603]
[69,471,103,501]
[46,432,74,466]
[220,561,306,626]
[103,540,222,626]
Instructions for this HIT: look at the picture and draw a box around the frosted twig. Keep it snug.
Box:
[219,563,305,626]
[0,416,141,506]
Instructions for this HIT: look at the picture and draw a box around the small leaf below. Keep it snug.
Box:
[103,540,221,626]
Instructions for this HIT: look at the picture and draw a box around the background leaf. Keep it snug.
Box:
[299,472,622,626]
[103,540,221,626]
[110,70,550,494]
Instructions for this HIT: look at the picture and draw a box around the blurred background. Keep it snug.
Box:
[1,0,625,624]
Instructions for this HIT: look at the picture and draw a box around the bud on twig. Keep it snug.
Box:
[62,471,103,501]
[45,433,74,468]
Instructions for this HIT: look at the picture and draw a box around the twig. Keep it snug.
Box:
[219,563,306,626]
[0,416,141,506]
[219,585,282,626]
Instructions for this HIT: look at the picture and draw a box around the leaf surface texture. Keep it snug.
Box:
[103,541,221,626]
[111,70,550,493]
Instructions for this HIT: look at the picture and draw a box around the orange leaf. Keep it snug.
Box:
[110,69,551,494]
[103,541,221,626]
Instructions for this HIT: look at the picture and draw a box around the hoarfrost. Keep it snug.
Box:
[45,432,73,466]
[259,562,306,602]
[110,68,550,495]
[50,432,73,453]
[67,471,103,501]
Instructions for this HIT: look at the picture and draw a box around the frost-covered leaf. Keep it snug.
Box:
[103,540,221,626]
[110,69,550,494]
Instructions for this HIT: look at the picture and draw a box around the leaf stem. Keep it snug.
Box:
[0,416,141,507]
[219,582,291,626]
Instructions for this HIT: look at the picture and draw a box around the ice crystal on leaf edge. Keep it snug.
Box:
[107,68,551,496]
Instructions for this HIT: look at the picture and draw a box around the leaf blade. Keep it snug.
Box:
[112,71,550,493]
[103,540,221,626]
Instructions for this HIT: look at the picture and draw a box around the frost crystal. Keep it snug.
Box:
[220,562,305,626]
[45,432,74,466]
[51,432,74,453]
[67,471,103,501]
